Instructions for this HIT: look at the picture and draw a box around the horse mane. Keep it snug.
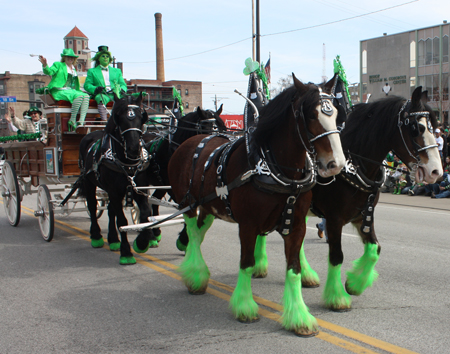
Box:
[341,94,437,156]
[252,83,321,148]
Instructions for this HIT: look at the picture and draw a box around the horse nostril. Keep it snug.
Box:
[327,161,337,170]
[432,169,440,176]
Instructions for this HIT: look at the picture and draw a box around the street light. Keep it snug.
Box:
[81,48,96,54]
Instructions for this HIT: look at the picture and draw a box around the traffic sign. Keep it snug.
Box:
[0,96,17,103]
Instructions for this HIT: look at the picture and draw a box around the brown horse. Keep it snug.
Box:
[253,86,442,312]
[167,74,346,336]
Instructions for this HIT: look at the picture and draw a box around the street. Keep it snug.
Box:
[0,191,449,354]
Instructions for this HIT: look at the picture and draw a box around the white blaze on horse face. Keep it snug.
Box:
[315,101,346,178]
[413,117,443,183]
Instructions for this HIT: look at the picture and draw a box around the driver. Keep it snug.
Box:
[84,46,128,121]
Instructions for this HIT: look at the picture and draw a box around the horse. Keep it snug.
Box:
[167,74,346,337]
[131,105,227,251]
[252,86,443,312]
[78,92,152,265]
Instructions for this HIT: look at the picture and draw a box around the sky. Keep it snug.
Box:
[1,0,449,114]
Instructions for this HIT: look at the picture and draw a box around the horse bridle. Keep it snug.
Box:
[292,90,341,156]
[111,104,145,162]
[396,99,438,166]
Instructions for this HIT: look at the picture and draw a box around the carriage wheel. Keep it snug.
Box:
[84,199,105,219]
[36,184,54,242]
[1,161,21,226]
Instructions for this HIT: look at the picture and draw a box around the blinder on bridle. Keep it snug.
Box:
[397,100,438,162]
[292,90,342,155]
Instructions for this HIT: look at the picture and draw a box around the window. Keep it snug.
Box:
[78,41,81,45]
[69,40,72,44]
[185,102,189,108]
[185,89,189,95]
[433,37,440,64]
[418,39,425,66]
[362,50,367,74]
[425,38,432,65]
[29,84,34,93]
[78,64,82,70]
[410,41,416,67]
[177,89,181,95]
[0,84,4,94]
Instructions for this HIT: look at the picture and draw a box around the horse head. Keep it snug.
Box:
[394,86,442,183]
[197,104,227,134]
[107,92,148,162]
[292,73,346,178]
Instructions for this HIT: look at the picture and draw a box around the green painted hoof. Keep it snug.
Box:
[109,242,120,251]
[237,315,260,323]
[252,270,268,279]
[345,281,362,296]
[302,280,320,288]
[176,238,187,252]
[188,286,207,295]
[119,256,136,265]
[91,238,104,248]
[294,328,319,337]
[133,240,150,254]
[155,234,162,242]
[148,239,159,249]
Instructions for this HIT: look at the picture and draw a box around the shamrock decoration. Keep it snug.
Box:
[243,57,260,75]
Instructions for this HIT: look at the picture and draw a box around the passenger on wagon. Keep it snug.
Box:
[39,49,90,132]
[5,106,46,142]
[84,46,128,121]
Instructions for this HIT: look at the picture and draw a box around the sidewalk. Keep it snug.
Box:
[379,191,450,211]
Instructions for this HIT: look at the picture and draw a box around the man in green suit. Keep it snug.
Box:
[84,46,128,121]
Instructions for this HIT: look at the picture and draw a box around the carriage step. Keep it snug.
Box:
[119,214,185,232]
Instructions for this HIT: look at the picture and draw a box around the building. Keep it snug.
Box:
[64,26,91,74]
[0,71,50,118]
[360,21,449,123]
[126,79,202,114]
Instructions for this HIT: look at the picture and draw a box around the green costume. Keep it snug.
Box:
[84,46,127,121]
[42,48,89,131]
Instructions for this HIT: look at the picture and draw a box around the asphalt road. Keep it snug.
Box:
[0,190,449,354]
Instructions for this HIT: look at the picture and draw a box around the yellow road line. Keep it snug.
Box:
[2,201,419,354]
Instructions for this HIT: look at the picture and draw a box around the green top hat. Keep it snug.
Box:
[93,45,112,65]
[60,48,79,58]
[28,106,42,116]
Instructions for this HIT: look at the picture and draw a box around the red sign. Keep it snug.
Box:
[222,114,244,131]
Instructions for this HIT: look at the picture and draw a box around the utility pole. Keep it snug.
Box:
[322,43,327,83]
[212,95,228,110]
[252,0,255,61]
[256,0,260,63]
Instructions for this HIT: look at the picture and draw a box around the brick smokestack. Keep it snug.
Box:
[155,13,165,82]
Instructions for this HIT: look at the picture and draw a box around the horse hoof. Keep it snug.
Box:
[330,307,352,313]
[188,287,207,295]
[148,240,159,249]
[133,240,150,253]
[345,281,360,296]
[119,256,136,265]
[109,242,120,252]
[294,328,319,337]
[91,238,104,248]
[176,239,187,252]
[252,272,268,279]
[155,234,162,242]
[237,315,260,324]
[302,283,320,288]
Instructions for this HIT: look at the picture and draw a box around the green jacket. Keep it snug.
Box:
[43,61,80,91]
[84,66,127,95]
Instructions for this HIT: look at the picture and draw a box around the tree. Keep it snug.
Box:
[270,74,293,98]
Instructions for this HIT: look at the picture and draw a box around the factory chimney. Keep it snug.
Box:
[155,13,165,82]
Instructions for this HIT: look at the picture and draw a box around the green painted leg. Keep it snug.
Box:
[133,239,150,253]
[300,242,320,288]
[323,261,352,311]
[345,243,379,296]
[178,214,214,294]
[91,238,104,248]
[253,235,268,278]
[229,267,259,322]
[109,242,120,251]
[282,269,319,337]
[119,256,136,265]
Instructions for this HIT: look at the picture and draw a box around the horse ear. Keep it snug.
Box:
[197,107,207,120]
[216,104,223,116]
[136,92,143,106]
[292,73,307,94]
[141,109,148,125]
[323,73,338,94]
[421,90,429,103]
[113,92,120,102]
[411,86,423,106]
